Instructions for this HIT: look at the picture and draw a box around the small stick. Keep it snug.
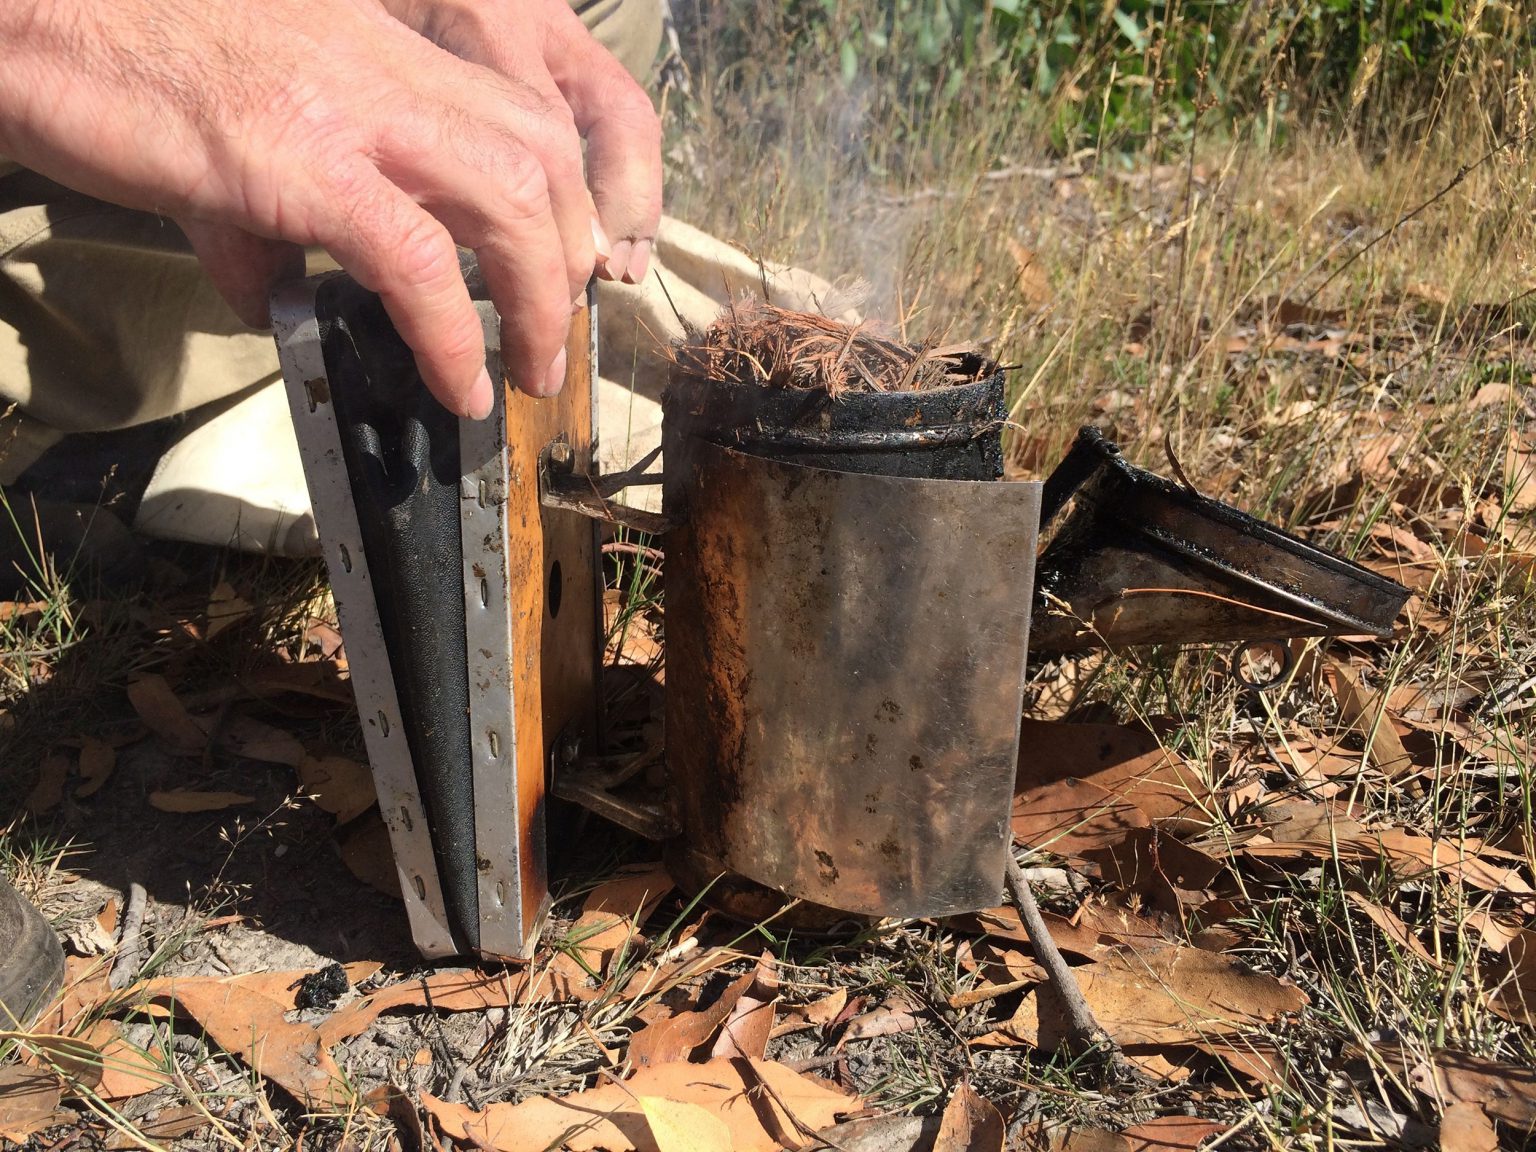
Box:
[109,882,148,990]
[1002,853,1140,1083]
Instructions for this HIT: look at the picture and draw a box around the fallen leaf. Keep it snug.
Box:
[297,755,376,823]
[1014,721,1215,832]
[803,1116,938,1152]
[1503,447,1536,514]
[96,898,120,938]
[1372,829,1533,895]
[24,751,69,815]
[1083,828,1223,915]
[148,790,255,813]
[1005,237,1053,309]
[0,1066,66,1143]
[629,971,756,1067]
[771,988,848,1038]
[74,737,116,799]
[549,863,675,988]
[0,600,47,624]
[1119,1116,1227,1150]
[320,969,527,1048]
[934,1081,1004,1152]
[303,617,347,661]
[365,1083,426,1152]
[126,675,207,755]
[1439,1102,1498,1152]
[1005,944,1308,1048]
[421,1058,859,1152]
[139,976,344,1105]
[205,581,253,640]
[73,1020,175,1099]
[1045,1127,1132,1152]
[839,1001,921,1046]
[1487,927,1536,1027]
[103,1103,208,1148]
[1325,661,1413,777]
[1409,1049,1536,1127]
[1343,892,1440,967]
[1011,776,1149,858]
[218,715,306,766]
[336,810,402,898]
[949,906,1104,958]
[710,994,776,1061]
[639,1096,733,1152]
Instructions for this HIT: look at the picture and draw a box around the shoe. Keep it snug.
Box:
[0,872,65,1027]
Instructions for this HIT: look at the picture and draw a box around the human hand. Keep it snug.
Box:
[0,0,662,418]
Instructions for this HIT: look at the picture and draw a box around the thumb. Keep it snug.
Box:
[177,218,307,329]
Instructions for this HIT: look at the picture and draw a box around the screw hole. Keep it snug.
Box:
[487,729,500,759]
[378,710,391,737]
[339,543,352,573]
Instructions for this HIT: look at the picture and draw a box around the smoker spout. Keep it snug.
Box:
[1030,427,1410,654]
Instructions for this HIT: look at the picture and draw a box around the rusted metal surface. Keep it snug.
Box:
[663,439,1042,919]
[1031,427,1410,653]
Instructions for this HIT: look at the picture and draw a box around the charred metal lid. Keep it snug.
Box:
[1031,426,1411,652]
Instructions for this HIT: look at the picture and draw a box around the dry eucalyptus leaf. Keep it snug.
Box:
[297,754,377,822]
[134,977,345,1105]
[1325,660,1413,777]
[1412,1049,1536,1126]
[1006,944,1308,1048]
[934,1081,1004,1152]
[0,1066,67,1143]
[126,675,207,755]
[709,993,776,1061]
[218,715,306,766]
[422,1058,859,1152]
[548,863,674,987]
[771,987,849,1038]
[1119,1116,1227,1150]
[1438,1102,1498,1152]
[104,1103,208,1149]
[24,751,70,815]
[629,971,755,1067]
[148,790,255,813]
[205,580,254,639]
[639,1096,734,1152]
[74,737,116,799]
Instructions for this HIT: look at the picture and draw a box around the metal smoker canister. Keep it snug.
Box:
[660,368,1043,922]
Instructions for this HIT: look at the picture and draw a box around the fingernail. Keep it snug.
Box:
[542,348,568,397]
[466,367,495,420]
[624,238,652,286]
[590,217,612,262]
[603,240,632,283]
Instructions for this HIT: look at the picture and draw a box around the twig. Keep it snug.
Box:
[109,883,148,990]
[1002,853,1139,1081]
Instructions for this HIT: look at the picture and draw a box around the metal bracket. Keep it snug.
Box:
[538,441,676,536]
[549,729,678,841]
